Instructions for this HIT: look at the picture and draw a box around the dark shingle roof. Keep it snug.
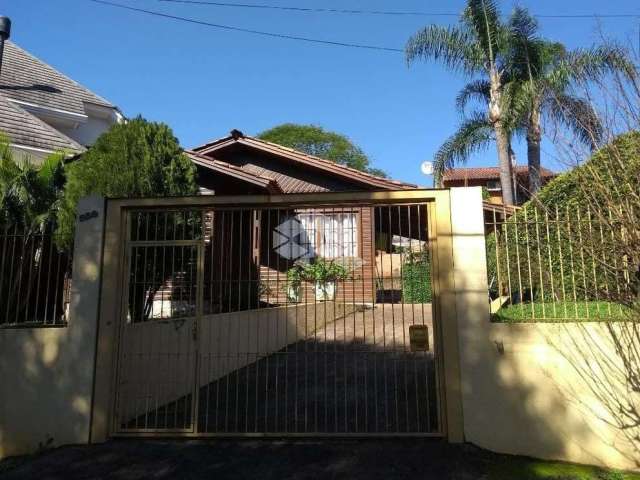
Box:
[0,95,84,152]
[442,165,555,182]
[0,41,114,115]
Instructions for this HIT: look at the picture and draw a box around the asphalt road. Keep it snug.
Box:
[0,439,489,480]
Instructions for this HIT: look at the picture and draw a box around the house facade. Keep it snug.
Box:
[0,41,122,162]
[173,129,423,309]
[442,165,555,205]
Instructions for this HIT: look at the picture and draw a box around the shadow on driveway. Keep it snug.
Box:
[1,439,489,480]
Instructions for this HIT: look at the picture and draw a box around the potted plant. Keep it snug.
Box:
[284,262,304,302]
[301,259,350,301]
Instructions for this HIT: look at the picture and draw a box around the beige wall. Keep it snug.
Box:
[114,302,356,428]
[450,187,640,471]
[0,196,106,458]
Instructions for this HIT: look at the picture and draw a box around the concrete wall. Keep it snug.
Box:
[450,187,640,471]
[115,302,357,426]
[0,196,105,458]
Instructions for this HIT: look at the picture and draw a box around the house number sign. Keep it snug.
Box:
[79,210,99,222]
[409,325,430,352]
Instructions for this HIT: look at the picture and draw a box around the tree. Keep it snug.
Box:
[406,0,517,204]
[411,4,636,198]
[257,123,387,177]
[0,137,65,231]
[0,137,67,323]
[56,117,198,248]
[506,7,636,194]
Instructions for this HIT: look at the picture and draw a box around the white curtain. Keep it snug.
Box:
[320,213,357,258]
[295,212,357,258]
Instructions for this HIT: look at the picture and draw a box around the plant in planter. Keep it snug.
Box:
[284,262,305,302]
[301,259,350,301]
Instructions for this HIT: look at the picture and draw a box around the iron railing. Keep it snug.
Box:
[485,204,635,322]
[0,225,72,327]
[114,202,442,436]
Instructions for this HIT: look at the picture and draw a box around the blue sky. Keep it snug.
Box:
[3,0,639,185]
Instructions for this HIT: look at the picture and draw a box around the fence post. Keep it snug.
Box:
[448,187,490,442]
[68,195,107,443]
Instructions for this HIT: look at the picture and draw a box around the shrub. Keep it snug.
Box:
[56,117,197,248]
[402,251,432,303]
[300,258,350,283]
[486,131,640,309]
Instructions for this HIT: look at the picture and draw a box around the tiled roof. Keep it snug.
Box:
[442,165,555,181]
[185,150,283,193]
[0,41,115,115]
[192,131,417,192]
[0,95,84,153]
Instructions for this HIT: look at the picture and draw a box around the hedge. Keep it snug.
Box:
[486,131,640,309]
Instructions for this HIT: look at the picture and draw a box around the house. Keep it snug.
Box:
[442,165,555,205]
[0,41,122,163]
[148,129,424,312]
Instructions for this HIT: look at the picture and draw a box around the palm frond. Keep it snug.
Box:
[455,79,491,112]
[463,0,503,63]
[508,6,538,41]
[433,113,494,182]
[499,79,534,132]
[545,94,603,149]
[405,25,483,75]
[37,151,66,189]
[554,44,637,86]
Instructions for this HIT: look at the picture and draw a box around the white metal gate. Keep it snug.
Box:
[112,200,444,436]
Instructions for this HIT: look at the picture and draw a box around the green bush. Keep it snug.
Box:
[402,252,432,303]
[486,131,640,312]
[56,117,197,248]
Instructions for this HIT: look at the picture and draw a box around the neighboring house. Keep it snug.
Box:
[174,129,420,309]
[442,165,555,205]
[0,41,122,163]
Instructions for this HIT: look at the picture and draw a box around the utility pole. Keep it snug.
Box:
[0,16,11,77]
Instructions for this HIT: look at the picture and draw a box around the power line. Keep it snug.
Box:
[158,0,640,20]
[159,0,455,17]
[87,0,403,52]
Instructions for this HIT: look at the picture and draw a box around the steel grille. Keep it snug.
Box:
[0,224,71,327]
[114,202,443,436]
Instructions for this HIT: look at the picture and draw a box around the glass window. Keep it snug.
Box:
[296,212,358,258]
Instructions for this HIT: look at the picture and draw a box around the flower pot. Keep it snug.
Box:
[314,281,336,301]
[287,285,301,303]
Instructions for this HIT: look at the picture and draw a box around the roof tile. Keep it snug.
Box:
[442,165,555,181]
[0,41,114,115]
[0,96,84,153]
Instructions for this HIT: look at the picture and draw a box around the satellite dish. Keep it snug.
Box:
[421,161,434,175]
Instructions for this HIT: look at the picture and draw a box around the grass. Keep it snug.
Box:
[492,301,634,323]
[488,454,639,479]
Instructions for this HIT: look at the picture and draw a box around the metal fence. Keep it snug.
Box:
[113,201,442,436]
[0,225,72,327]
[485,204,634,322]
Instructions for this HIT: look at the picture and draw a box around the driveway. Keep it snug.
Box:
[0,439,487,480]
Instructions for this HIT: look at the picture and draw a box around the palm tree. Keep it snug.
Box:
[406,0,517,205]
[507,7,636,194]
[0,137,67,323]
[0,138,65,231]
[419,6,636,199]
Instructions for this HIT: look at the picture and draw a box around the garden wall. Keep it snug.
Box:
[0,196,105,458]
[450,187,640,471]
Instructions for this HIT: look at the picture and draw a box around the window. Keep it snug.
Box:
[296,212,358,258]
[486,180,501,191]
